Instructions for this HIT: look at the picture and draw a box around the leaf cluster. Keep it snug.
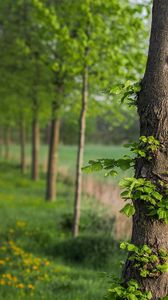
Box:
[120,177,168,223]
[110,80,141,106]
[83,156,133,177]
[107,278,152,300]
[126,136,160,161]
[83,136,160,178]
[120,242,168,278]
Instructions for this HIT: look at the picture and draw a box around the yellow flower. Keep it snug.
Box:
[17,283,24,289]
[0,260,5,265]
[44,261,50,266]
[0,279,5,285]
[32,266,38,270]
[28,284,34,290]
[12,276,17,282]
[3,273,12,279]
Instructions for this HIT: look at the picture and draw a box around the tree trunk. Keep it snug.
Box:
[46,123,51,145]
[4,127,11,161]
[72,66,88,238]
[123,1,168,299]
[45,102,60,202]
[31,115,40,181]
[20,120,26,174]
[0,127,3,158]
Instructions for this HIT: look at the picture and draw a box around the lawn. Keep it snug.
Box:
[0,162,125,300]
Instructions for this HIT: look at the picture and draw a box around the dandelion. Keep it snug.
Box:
[0,260,5,265]
[17,283,24,289]
[3,273,12,279]
[28,284,34,290]
[0,279,5,285]
[12,276,17,282]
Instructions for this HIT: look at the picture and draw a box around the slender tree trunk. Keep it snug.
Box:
[45,102,60,202]
[31,113,40,181]
[4,127,11,161]
[72,66,88,238]
[20,120,26,174]
[0,127,3,158]
[123,2,168,299]
[46,123,51,145]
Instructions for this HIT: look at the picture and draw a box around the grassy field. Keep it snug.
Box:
[0,161,126,300]
[4,144,131,182]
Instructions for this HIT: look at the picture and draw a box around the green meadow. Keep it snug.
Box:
[0,160,126,300]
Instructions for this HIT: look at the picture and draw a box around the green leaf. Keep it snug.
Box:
[120,242,127,250]
[82,161,102,173]
[110,85,122,95]
[104,170,118,177]
[120,204,135,217]
[156,263,168,273]
[117,158,132,170]
[127,294,138,300]
[127,243,138,252]
[140,269,149,278]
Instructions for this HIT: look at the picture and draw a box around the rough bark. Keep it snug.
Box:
[20,120,26,174]
[72,66,88,238]
[45,102,60,202]
[31,113,40,181]
[123,1,168,299]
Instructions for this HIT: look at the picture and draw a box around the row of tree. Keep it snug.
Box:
[0,0,149,236]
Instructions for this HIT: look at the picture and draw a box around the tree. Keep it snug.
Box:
[123,1,168,299]
[72,0,148,237]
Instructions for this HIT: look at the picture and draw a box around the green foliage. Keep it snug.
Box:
[83,156,133,177]
[107,278,152,300]
[0,162,123,300]
[110,80,141,106]
[59,211,115,235]
[126,136,160,160]
[120,203,135,217]
[53,236,118,269]
[83,136,160,176]
[119,177,168,223]
[120,242,168,278]
[120,177,161,204]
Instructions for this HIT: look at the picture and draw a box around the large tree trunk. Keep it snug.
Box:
[45,102,60,202]
[72,66,88,238]
[123,1,168,299]
[20,120,26,174]
[31,114,40,181]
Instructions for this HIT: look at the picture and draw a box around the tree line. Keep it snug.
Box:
[0,0,149,237]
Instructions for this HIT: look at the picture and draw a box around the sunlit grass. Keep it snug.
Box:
[0,162,125,300]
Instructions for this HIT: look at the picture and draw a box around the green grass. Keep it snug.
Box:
[2,143,129,169]
[0,162,125,300]
[1,143,132,182]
